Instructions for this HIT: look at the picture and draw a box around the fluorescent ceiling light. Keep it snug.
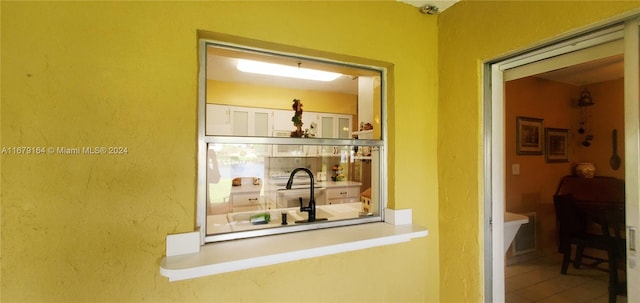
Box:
[236,59,341,81]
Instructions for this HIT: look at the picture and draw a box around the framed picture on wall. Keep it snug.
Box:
[544,128,569,163]
[516,116,544,155]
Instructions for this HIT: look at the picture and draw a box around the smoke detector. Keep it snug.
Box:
[399,0,459,13]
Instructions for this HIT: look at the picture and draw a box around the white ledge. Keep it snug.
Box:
[160,222,427,281]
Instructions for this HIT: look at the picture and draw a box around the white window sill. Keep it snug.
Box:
[160,209,427,282]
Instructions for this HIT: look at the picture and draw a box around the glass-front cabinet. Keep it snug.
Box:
[200,39,385,242]
[206,104,272,137]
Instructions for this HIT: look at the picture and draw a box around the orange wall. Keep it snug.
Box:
[505,77,576,253]
[505,76,624,254]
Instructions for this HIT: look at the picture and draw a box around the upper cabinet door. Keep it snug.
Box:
[321,116,335,138]
[318,114,352,138]
[206,104,232,136]
[207,105,273,137]
[338,117,351,139]
[253,111,270,137]
[232,110,249,136]
[273,110,293,132]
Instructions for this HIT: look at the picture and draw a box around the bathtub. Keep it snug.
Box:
[504,212,529,253]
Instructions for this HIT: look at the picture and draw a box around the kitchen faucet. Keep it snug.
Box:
[285,167,317,222]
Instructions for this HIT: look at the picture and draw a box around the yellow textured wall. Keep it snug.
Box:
[1,1,438,302]
[439,1,640,302]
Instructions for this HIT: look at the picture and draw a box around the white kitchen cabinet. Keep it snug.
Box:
[271,144,309,157]
[229,181,266,212]
[206,104,232,135]
[276,187,327,208]
[230,192,260,211]
[231,110,249,136]
[318,145,350,157]
[272,110,293,132]
[326,183,361,205]
[337,116,351,139]
[207,104,351,138]
[304,112,320,137]
[271,109,319,157]
[321,116,334,138]
[318,114,351,139]
[272,110,350,139]
[252,111,270,137]
[314,113,352,157]
[230,107,272,137]
[206,104,272,137]
[273,109,319,136]
[230,192,264,212]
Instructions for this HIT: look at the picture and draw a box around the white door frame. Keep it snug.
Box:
[484,16,640,303]
[623,17,640,302]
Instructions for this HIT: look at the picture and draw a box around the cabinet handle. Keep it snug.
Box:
[248,198,258,201]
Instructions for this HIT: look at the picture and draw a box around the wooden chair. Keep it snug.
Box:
[599,206,626,303]
[554,194,627,303]
[554,194,609,274]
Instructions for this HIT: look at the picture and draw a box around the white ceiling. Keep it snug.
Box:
[504,39,625,86]
[534,54,624,86]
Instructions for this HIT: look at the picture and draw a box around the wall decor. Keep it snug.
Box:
[545,128,569,163]
[516,116,544,155]
[577,88,595,147]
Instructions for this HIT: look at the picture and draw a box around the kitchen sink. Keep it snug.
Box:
[293,218,328,223]
[287,207,334,222]
[276,187,326,208]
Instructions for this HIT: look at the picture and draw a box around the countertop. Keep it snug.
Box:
[162,221,428,281]
[207,202,363,234]
[229,180,362,194]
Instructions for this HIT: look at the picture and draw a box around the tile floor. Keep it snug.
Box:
[505,253,627,303]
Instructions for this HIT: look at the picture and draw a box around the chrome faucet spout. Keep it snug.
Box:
[285,168,316,222]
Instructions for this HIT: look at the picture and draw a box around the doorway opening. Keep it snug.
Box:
[484,17,640,303]
[503,55,625,302]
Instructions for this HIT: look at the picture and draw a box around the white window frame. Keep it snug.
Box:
[159,34,428,282]
[197,38,388,243]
